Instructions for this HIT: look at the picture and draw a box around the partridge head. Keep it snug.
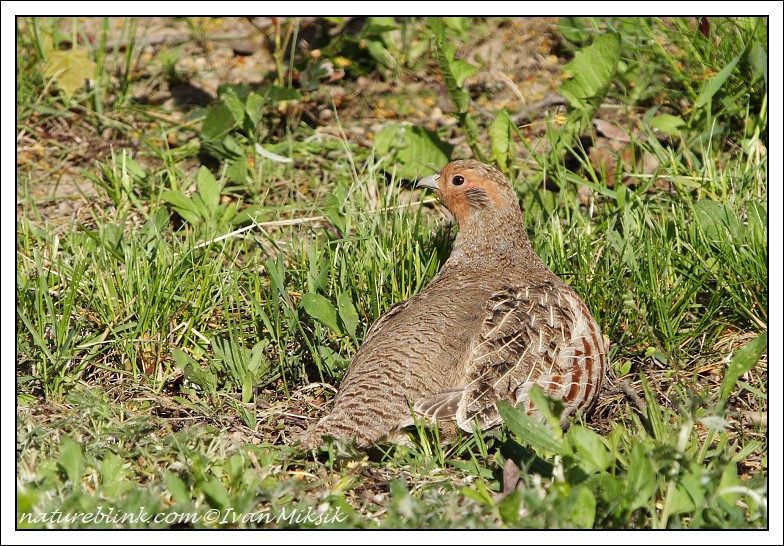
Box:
[299,160,607,448]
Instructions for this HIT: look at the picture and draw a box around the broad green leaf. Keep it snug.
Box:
[263,85,303,103]
[490,109,514,170]
[668,483,696,516]
[443,17,471,33]
[569,485,597,528]
[245,93,265,126]
[226,154,249,184]
[200,475,230,509]
[16,488,39,528]
[58,435,84,486]
[186,362,218,393]
[366,39,396,69]
[247,341,269,377]
[696,53,741,108]
[212,338,248,388]
[497,490,524,525]
[390,479,419,519]
[121,155,148,179]
[597,472,625,508]
[718,462,743,505]
[242,371,254,404]
[619,359,632,376]
[747,43,767,88]
[222,88,247,125]
[670,467,706,515]
[428,17,472,114]
[649,114,687,136]
[558,17,593,46]
[231,204,261,226]
[44,47,96,97]
[37,27,55,58]
[171,347,197,368]
[219,204,238,228]
[100,452,132,498]
[625,442,657,511]
[338,292,359,339]
[497,399,563,454]
[202,104,241,141]
[365,16,399,34]
[164,471,191,504]
[99,451,123,481]
[161,190,201,226]
[317,345,348,374]
[196,166,221,214]
[606,229,638,273]
[451,59,477,88]
[326,205,348,236]
[17,393,36,407]
[694,199,742,243]
[407,39,430,63]
[528,384,564,434]
[460,484,495,507]
[745,200,767,242]
[446,459,495,481]
[560,33,621,110]
[375,123,452,180]
[719,332,767,406]
[176,349,218,393]
[218,82,251,100]
[301,293,342,334]
[221,134,245,158]
[567,425,612,473]
[427,17,484,160]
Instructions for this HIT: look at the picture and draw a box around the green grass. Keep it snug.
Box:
[15,16,768,529]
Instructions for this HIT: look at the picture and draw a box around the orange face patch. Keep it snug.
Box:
[439,169,503,211]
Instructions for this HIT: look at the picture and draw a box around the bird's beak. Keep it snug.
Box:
[416,173,440,191]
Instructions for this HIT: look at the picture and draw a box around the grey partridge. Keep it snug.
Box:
[300,159,606,448]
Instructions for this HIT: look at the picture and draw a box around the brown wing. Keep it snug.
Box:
[413,389,463,421]
[454,281,606,431]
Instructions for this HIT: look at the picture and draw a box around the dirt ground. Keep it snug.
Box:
[17,17,566,215]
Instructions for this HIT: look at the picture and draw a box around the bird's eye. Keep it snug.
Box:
[451,175,465,186]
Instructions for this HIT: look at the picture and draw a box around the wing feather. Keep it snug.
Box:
[455,281,606,431]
